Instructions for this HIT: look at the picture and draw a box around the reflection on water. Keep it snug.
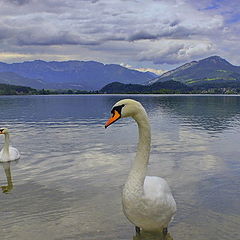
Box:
[128,95,240,133]
[0,95,239,240]
[0,162,13,193]
[133,230,173,240]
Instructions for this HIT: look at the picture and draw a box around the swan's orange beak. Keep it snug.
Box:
[105,110,121,128]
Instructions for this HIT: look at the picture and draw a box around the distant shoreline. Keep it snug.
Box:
[1,81,240,96]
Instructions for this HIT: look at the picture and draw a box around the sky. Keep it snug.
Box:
[0,0,239,73]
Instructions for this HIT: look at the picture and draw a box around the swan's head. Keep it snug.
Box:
[105,99,145,128]
[0,128,9,135]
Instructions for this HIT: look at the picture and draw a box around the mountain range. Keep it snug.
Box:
[0,72,45,89]
[0,56,239,92]
[0,60,156,90]
[149,56,240,85]
[100,56,240,94]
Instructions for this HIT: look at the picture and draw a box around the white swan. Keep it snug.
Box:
[105,99,176,234]
[0,128,20,162]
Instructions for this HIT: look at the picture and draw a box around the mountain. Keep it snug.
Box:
[149,56,240,86]
[1,56,239,91]
[0,83,38,95]
[0,60,157,90]
[100,80,191,93]
[0,72,46,89]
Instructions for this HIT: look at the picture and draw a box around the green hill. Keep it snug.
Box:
[100,80,191,94]
[0,83,38,95]
[149,56,240,86]
[100,79,240,94]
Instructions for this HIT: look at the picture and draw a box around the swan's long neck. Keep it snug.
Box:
[124,109,151,195]
[2,133,10,157]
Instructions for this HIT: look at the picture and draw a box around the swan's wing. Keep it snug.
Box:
[0,149,10,162]
[9,146,20,161]
[144,176,173,199]
[143,176,177,218]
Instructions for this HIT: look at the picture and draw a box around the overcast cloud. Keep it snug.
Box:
[0,0,239,71]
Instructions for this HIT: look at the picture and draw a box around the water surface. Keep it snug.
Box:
[0,95,239,240]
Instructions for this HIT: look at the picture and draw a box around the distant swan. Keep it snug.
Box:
[105,99,176,234]
[0,128,20,162]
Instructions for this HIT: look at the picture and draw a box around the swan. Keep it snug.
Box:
[0,128,20,162]
[105,99,176,234]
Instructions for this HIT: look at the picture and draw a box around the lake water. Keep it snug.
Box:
[0,95,239,240]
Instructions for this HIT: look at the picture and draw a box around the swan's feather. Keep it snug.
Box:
[143,176,177,224]
[122,176,176,231]
[0,146,20,162]
[144,176,173,200]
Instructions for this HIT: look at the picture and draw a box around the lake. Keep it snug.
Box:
[0,94,239,240]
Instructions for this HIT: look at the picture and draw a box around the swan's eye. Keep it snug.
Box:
[111,104,125,116]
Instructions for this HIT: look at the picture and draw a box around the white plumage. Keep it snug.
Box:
[123,176,176,232]
[0,128,20,162]
[105,99,176,233]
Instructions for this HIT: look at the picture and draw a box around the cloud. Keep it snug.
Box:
[0,23,14,40]
[0,0,238,67]
[138,40,216,64]
[16,30,101,46]
[134,67,166,75]
[4,0,31,5]
[120,63,166,75]
[128,31,159,41]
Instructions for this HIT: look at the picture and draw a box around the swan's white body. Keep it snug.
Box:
[0,128,20,162]
[123,176,176,232]
[106,99,176,232]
